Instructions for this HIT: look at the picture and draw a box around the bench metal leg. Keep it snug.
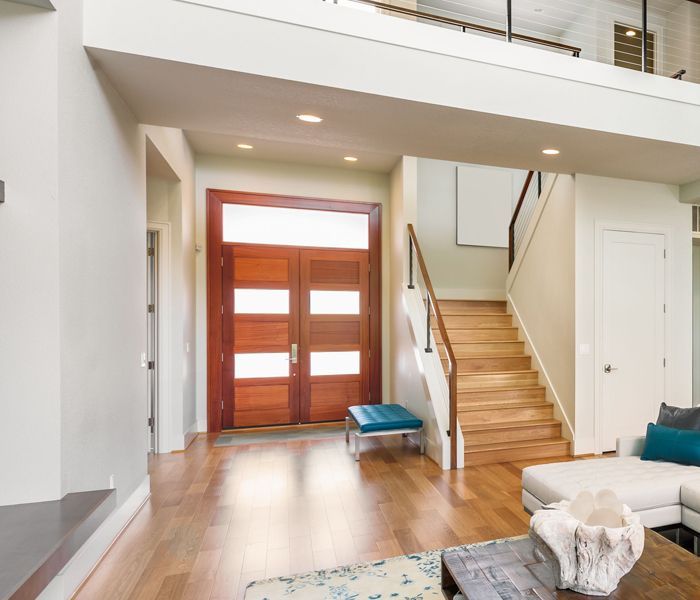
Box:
[419,427,425,455]
[345,416,350,444]
[355,433,360,461]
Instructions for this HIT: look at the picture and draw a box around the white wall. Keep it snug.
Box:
[56,0,147,506]
[507,175,576,441]
[194,155,391,426]
[574,174,692,454]
[416,158,526,300]
[0,1,61,505]
[390,157,456,467]
[144,127,198,447]
[693,242,700,407]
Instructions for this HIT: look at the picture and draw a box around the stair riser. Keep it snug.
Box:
[457,372,539,390]
[459,405,553,425]
[464,441,570,466]
[443,315,512,328]
[458,387,545,404]
[435,329,518,342]
[463,424,561,447]
[449,356,532,372]
[438,301,507,315]
[451,342,525,357]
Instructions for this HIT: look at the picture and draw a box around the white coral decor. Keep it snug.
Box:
[529,489,644,596]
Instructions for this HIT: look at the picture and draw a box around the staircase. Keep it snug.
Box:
[434,299,570,466]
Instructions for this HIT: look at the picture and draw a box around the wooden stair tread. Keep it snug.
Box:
[457,399,551,411]
[458,369,537,376]
[464,437,569,453]
[450,354,529,360]
[434,297,571,465]
[461,419,559,432]
[458,384,545,394]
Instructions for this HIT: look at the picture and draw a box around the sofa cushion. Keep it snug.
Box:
[522,456,700,513]
[681,479,700,512]
[641,423,700,467]
[347,404,422,433]
[657,402,700,431]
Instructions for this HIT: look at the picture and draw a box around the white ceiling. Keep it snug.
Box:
[88,48,700,183]
[185,131,399,173]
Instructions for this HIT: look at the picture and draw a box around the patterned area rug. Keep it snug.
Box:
[245,536,523,599]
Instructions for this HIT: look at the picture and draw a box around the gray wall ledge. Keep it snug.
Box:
[0,489,116,600]
[5,0,55,10]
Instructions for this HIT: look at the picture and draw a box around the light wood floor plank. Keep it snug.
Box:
[74,433,573,599]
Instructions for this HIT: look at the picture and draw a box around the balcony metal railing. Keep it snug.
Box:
[325,0,697,83]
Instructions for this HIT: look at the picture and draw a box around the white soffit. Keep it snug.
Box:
[86,49,700,184]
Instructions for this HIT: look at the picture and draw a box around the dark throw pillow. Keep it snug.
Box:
[641,423,700,466]
[656,402,700,431]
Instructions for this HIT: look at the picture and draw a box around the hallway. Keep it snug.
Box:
[75,433,571,599]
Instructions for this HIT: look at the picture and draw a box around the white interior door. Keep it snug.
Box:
[600,229,665,452]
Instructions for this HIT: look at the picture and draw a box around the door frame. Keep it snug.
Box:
[206,189,382,433]
[593,221,669,454]
[147,221,173,452]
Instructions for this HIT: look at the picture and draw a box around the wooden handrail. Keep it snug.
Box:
[348,0,582,56]
[407,224,458,470]
[509,170,535,270]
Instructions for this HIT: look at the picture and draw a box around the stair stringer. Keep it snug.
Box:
[404,286,465,469]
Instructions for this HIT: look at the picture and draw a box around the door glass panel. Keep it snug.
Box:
[234,289,289,314]
[310,351,360,376]
[235,353,289,379]
[223,204,368,249]
[310,290,360,315]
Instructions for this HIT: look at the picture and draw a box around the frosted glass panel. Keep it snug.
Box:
[310,351,360,376]
[235,353,289,379]
[310,291,360,315]
[223,204,368,249]
[235,289,289,314]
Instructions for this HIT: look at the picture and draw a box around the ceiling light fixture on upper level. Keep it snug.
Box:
[237,144,254,150]
[626,29,637,37]
[542,148,560,155]
[344,156,358,162]
[297,114,323,123]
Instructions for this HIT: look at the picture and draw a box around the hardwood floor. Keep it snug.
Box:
[75,432,573,600]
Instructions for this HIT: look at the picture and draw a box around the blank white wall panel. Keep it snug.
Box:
[457,166,513,248]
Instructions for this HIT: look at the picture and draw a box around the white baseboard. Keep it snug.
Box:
[196,418,207,433]
[37,476,151,600]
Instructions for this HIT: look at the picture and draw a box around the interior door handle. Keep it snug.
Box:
[289,343,298,364]
[603,364,618,374]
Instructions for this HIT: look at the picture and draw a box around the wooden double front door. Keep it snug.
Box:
[221,244,370,428]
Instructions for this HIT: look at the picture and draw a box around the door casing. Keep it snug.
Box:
[206,190,382,433]
[594,222,668,454]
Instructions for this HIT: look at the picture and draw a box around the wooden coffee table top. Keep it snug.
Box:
[441,528,700,599]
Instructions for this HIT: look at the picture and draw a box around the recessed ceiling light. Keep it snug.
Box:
[626,29,637,37]
[237,144,253,150]
[297,114,323,123]
[542,148,560,155]
[344,156,358,162]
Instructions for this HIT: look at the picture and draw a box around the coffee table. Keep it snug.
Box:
[441,528,700,599]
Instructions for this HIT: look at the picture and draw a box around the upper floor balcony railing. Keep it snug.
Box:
[324,0,698,83]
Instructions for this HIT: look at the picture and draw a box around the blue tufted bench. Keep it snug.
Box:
[346,404,424,461]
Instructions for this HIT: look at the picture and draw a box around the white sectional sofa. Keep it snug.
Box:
[522,436,700,536]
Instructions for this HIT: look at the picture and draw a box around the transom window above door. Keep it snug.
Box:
[222,203,369,249]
